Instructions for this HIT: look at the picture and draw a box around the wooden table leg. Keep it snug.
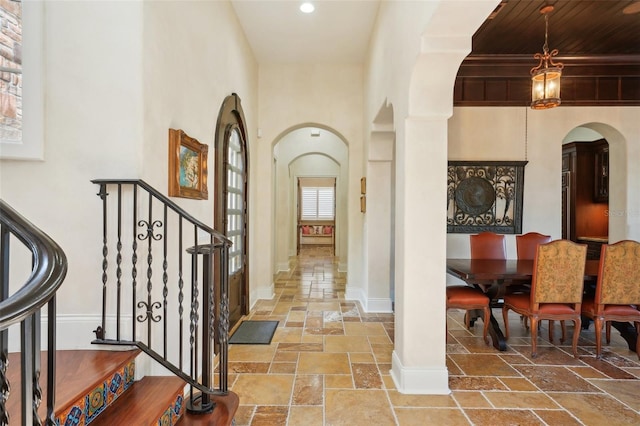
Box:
[487,313,508,351]
[465,308,508,351]
[611,321,638,352]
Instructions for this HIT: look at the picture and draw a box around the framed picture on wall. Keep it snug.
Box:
[446,160,527,233]
[168,128,208,200]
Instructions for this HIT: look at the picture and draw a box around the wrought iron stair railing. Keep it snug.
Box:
[90,179,231,414]
[0,199,68,426]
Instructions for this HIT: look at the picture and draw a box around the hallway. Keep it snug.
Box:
[225,247,640,425]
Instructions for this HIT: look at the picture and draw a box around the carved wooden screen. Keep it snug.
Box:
[447,161,527,234]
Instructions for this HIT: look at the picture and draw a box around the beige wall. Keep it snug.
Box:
[0,0,258,349]
[255,64,364,301]
[447,106,640,261]
[273,128,347,273]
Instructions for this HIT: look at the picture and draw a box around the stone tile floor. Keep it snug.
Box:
[226,246,640,425]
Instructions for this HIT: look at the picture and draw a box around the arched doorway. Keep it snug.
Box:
[561,123,628,250]
[272,125,348,274]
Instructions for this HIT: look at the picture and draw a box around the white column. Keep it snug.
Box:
[391,116,449,394]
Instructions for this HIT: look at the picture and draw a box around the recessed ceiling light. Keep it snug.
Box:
[300,2,315,14]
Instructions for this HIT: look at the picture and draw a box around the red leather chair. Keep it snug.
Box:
[502,239,587,358]
[469,232,506,294]
[516,232,552,260]
[446,285,490,344]
[470,232,506,260]
[515,232,553,331]
[581,240,640,359]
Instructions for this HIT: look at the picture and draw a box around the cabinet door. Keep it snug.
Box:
[562,171,571,240]
[594,145,609,202]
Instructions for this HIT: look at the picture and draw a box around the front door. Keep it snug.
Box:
[215,94,249,331]
[224,128,246,327]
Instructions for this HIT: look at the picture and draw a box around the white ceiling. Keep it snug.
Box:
[230,0,381,64]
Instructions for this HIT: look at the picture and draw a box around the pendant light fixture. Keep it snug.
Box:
[530,4,563,110]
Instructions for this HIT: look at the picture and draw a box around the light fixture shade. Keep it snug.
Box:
[531,66,562,109]
[530,5,563,110]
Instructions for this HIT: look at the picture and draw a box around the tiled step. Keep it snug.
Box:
[6,348,238,425]
[89,376,185,426]
[6,349,140,425]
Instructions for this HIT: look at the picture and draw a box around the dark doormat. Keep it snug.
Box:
[229,320,279,345]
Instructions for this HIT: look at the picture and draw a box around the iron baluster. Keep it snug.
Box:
[0,224,9,426]
[31,309,42,426]
[178,218,184,370]
[45,297,57,426]
[116,184,123,341]
[20,315,34,426]
[163,205,169,359]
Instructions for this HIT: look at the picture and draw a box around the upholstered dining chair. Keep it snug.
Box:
[446,285,490,344]
[502,239,587,358]
[581,240,640,359]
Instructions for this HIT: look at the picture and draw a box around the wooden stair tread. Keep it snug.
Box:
[6,348,140,424]
[6,348,237,425]
[89,376,185,426]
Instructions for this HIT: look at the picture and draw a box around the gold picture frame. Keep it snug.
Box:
[360,177,366,194]
[168,128,208,200]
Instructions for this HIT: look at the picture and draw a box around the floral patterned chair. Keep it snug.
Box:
[581,240,640,359]
[502,239,587,358]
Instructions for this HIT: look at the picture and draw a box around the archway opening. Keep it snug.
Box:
[272,125,349,273]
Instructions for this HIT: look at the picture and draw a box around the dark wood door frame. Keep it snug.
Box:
[214,93,249,331]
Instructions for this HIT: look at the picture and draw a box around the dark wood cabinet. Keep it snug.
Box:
[577,238,607,260]
[562,141,609,258]
[593,139,609,202]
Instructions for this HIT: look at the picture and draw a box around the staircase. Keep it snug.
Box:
[6,349,238,425]
[1,187,238,426]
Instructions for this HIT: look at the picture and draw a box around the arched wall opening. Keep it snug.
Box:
[562,123,628,244]
[272,125,349,273]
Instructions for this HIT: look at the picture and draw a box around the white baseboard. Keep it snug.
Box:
[6,314,133,352]
[390,351,450,394]
[276,262,290,273]
[254,282,275,301]
[338,261,348,272]
[365,298,393,313]
[344,287,366,312]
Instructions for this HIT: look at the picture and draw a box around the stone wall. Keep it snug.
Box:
[1,0,22,141]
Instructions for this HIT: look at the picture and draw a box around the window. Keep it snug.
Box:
[301,187,334,220]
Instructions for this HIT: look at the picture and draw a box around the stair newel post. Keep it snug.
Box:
[131,183,138,343]
[97,183,109,339]
[185,240,214,414]
[218,239,230,393]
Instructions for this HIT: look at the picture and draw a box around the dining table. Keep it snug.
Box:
[446,258,638,352]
